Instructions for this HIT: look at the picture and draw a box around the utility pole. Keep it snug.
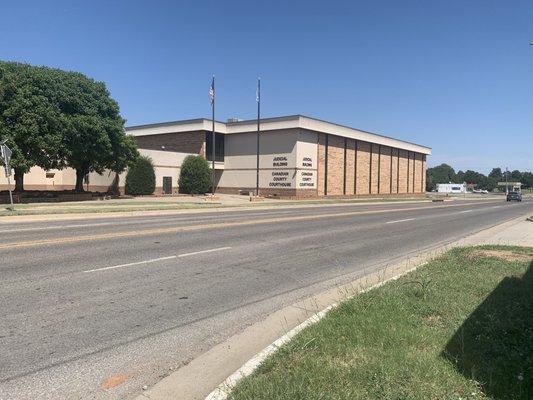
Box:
[209,76,216,195]
[505,166,509,194]
[256,77,261,197]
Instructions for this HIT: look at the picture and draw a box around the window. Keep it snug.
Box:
[205,131,225,162]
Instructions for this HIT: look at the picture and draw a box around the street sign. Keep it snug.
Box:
[0,143,12,177]
[0,142,14,208]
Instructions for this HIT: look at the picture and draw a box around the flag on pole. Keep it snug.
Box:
[256,78,261,103]
[209,76,215,105]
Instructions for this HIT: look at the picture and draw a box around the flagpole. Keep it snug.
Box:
[256,77,260,197]
[211,75,215,196]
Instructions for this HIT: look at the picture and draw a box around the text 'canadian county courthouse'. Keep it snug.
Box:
[1,115,432,198]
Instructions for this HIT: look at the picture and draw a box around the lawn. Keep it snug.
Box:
[230,246,533,400]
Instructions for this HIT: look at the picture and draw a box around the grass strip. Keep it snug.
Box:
[230,246,533,400]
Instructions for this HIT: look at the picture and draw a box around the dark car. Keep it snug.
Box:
[506,191,522,202]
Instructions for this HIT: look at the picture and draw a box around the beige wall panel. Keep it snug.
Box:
[296,130,318,192]
[345,139,355,195]
[317,133,326,196]
[398,149,408,194]
[379,146,392,194]
[224,129,298,170]
[356,141,370,195]
[326,135,345,196]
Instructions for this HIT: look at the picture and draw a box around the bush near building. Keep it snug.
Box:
[125,156,156,195]
[178,155,211,194]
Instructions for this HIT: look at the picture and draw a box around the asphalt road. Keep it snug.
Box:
[1,198,532,399]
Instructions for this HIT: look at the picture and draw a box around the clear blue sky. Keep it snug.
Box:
[1,0,532,173]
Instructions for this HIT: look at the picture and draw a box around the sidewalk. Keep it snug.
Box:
[137,214,532,400]
[460,215,533,246]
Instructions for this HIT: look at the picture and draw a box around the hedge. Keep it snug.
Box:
[125,156,156,195]
[178,155,211,194]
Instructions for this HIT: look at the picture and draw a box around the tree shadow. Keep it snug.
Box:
[442,262,532,399]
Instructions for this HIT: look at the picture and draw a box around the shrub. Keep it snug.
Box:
[179,155,211,194]
[125,156,156,195]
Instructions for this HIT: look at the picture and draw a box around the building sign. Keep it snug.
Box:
[269,170,292,188]
[298,155,316,188]
[267,155,294,188]
[262,153,317,190]
[273,156,288,167]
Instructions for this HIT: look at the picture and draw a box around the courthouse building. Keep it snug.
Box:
[0,115,431,198]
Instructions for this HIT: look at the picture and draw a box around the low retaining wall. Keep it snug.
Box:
[0,192,102,204]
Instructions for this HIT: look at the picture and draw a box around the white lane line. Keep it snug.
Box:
[458,209,473,213]
[385,218,415,224]
[84,256,177,273]
[84,247,232,273]
[492,205,502,209]
[178,246,232,258]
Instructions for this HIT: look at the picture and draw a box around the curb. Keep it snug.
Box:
[205,265,420,400]
[203,213,531,400]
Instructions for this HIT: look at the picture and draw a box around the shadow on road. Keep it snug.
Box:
[442,262,532,399]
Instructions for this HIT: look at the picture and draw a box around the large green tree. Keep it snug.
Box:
[0,62,65,191]
[488,167,503,181]
[426,163,456,191]
[0,62,137,192]
[59,70,138,192]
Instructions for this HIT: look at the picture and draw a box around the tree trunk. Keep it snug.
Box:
[14,168,24,193]
[75,169,86,192]
[107,173,120,195]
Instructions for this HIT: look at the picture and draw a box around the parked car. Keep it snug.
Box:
[506,191,522,202]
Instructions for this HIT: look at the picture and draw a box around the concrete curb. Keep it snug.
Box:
[205,265,420,400]
[136,213,529,400]
[203,214,531,400]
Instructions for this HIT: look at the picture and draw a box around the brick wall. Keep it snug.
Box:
[134,131,206,156]
[345,138,356,195]
[413,153,423,193]
[391,148,398,193]
[398,149,408,194]
[379,146,392,194]
[326,135,345,196]
[356,141,371,195]
[370,144,380,194]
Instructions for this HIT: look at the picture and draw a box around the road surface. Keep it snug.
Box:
[0,198,531,399]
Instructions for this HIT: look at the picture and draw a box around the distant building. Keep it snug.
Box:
[437,183,467,194]
[497,182,521,193]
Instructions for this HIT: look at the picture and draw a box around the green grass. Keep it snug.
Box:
[230,246,533,400]
[0,196,429,216]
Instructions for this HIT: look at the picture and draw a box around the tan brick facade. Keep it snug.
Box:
[356,141,371,195]
[345,139,356,195]
[134,131,205,157]
[326,135,345,196]
[379,146,392,194]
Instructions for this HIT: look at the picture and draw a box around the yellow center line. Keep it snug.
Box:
[0,201,502,250]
